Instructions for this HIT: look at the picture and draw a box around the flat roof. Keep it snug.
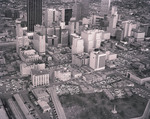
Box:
[13,94,33,119]
[32,88,49,99]
[31,69,49,75]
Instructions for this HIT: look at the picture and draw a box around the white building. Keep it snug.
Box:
[107,6,118,36]
[81,29,105,53]
[45,8,60,27]
[33,32,46,55]
[31,69,50,87]
[72,36,84,54]
[54,68,71,81]
[90,50,106,71]
[20,62,45,76]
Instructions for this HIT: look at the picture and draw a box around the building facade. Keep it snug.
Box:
[27,0,42,32]
[31,69,50,87]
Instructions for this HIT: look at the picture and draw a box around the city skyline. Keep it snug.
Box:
[0,0,150,119]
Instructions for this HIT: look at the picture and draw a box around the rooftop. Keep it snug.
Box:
[31,69,49,75]
[32,88,49,99]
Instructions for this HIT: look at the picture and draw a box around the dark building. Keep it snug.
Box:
[65,9,72,25]
[27,0,42,32]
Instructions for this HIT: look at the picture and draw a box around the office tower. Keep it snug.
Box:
[109,6,118,29]
[72,1,82,21]
[61,29,69,46]
[61,8,72,25]
[27,0,42,32]
[122,20,137,38]
[45,8,60,27]
[69,17,77,34]
[33,32,46,55]
[31,69,50,87]
[72,37,84,54]
[81,0,89,18]
[107,6,118,36]
[90,50,106,71]
[47,35,58,47]
[81,30,103,53]
[100,0,111,16]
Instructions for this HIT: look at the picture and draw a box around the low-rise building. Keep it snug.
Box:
[20,62,45,76]
[55,68,71,81]
[19,49,42,63]
[32,88,49,100]
[72,53,90,67]
[37,100,51,113]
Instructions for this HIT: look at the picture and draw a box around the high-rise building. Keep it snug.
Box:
[72,1,82,20]
[72,37,84,54]
[100,0,111,16]
[61,8,72,25]
[44,8,60,27]
[69,17,77,34]
[33,32,46,55]
[90,50,106,71]
[61,29,69,46]
[81,30,103,53]
[81,0,89,18]
[122,20,137,38]
[27,0,42,32]
[107,6,118,36]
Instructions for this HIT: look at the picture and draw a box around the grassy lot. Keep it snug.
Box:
[59,93,147,119]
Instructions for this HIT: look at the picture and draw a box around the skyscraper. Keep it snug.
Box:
[62,8,72,25]
[27,0,42,32]
[45,8,60,27]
